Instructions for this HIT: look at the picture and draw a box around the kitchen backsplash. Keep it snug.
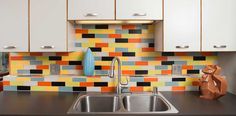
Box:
[5,24,218,92]
[10,24,217,76]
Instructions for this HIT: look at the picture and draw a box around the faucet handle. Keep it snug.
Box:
[120,76,129,85]
[153,87,158,95]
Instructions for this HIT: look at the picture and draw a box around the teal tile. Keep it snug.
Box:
[155,66,168,70]
[95,34,108,38]
[4,86,17,91]
[95,70,108,75]
[130,77,144,82]
[59,87,73,92]
[82,25,95,29]
[122,61,135,65]
[115,48,128,52]
[31,78,44,81]
[165,82,179,86]
[72,78,86,82]
[115,30,128,34]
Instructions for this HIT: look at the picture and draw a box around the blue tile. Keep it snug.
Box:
[17,70,30,74]
[23,56,36,60]
[115,30,129,34]
[141,39,154,43]
[82,25,95,29]
[174,61,187,65]
[194,65,205,69]
[155,66,168,70]
[115,48,128,52]
[59,87,73,92]
[30,61,42,65]
[4,86,17,91]
[95,34,108,38]
[72,78,86,82]
[75,43,82,47]
[94,57,101,61]
[165,82,179,86]
[31,78,44,81]
[130,77,144,82]
[62,66,76,70]
[95,70,108,75]
[122,61,135,65]
[141,57,156,61]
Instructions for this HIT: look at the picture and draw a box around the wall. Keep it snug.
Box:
[3,24,218,92]
[218,53,236,95]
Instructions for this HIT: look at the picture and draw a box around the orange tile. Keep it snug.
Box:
[101,87,115,92]
[10,56,23,60]
[38,82,51,86]
[135,61,148,65]
[201,52,214,56]
[3,81,10,86]
[109,52,122,57]
[56,61,69,65]
[76,66,83,70]
[36,65,49,69]
[182,65,193,70]
[175,52,187,56]
[102,66,110,70]
[122,25,135,29]
[156,56,167,61]
[161,70,172,75]
[142,48,154,52]
[128,38,141,43]
[130,87,143,92]
[80,82,94,87]
[144,78,158,82]
[122,70,135,75]
[75,29,88,34]
[56,52,69,56]
[172,86,186,91]
[108,34,121,38]
[95,43,108,47]
[192,81,200,86]
[30,52,43,56]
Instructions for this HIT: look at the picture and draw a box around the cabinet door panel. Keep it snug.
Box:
[202,0,236,51]
[68,0,115,20]
[30,0,67,52]
[0,0,28,52]
[164,0,200,52]
[116,0,162,20]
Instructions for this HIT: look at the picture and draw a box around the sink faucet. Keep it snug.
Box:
[109,57,128,95]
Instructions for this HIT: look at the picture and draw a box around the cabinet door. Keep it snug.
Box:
[163,0,200,52]
[116,0,162,20]
[0,0,28,52]
[68,0,115,20]
[30,0,67,52]
[202,0,236,51]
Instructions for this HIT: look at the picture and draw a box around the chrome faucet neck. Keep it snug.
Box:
[109,57,122,95]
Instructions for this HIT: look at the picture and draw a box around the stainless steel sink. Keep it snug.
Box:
[67,93,178,114]
[68,94,121,113]
[123,95,169,112]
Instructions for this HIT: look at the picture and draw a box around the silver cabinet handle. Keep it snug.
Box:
[133,13,147,16]
[176,46,189,49]
[85,13,98,17]
[41,46,54,49]
[213,45,227,48]
[3,46,16,49]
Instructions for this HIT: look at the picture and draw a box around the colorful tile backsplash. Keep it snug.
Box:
[5,24,218,92]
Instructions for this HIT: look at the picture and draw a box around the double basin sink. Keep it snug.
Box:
[68,92,178,114]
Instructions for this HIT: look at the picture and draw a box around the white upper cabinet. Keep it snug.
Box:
[68,0,115,20]
[116,0,163,20]
[0,0,28,52]
[202,0,236,51]
[156,0,201,52]
[30,0,67,52]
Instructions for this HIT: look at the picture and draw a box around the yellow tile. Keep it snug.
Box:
[178,82,192,86]
[149,70,162,75]
[108,43,136,48]
[45,86,59,92]
[75,34,82,39]
[182,70,187,75]
[66,82,80,87]
[108,82,115,87]
[136,52,160,57]
[31,86,45,91]
[60,70,69,75]
[95,61,111,65]
[88,29,115,34]
[88,39,102,43]
[43,70,50,75]
[102,47,115,52]
[148,61,161,65]
[16,78,31,81]
[81,43,95,47]
[151,82,165,87]
[87,78,101,82]
[58,78,73,82]
[128,48,141,52]
[143,87,152,92]
[10,81,24,86]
